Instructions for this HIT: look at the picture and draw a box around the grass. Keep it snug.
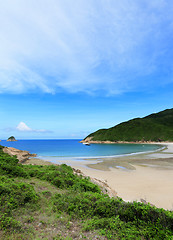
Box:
[0,144,173,239]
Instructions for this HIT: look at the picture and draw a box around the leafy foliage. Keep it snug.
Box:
[53,191,173,239]
[0,175,38,230]
[86,108,173,142]
[23,164,101,193]
[0,147,28,178]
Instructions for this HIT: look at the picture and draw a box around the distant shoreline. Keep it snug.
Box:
[80,138,173,144]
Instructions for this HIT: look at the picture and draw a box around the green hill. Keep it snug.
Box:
[84,108,173,142]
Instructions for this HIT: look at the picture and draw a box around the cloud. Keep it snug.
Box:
[16,122,32,132]
[16,122,51,133]
[0,0,173,95]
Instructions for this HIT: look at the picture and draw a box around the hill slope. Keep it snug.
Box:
[83,108,173,142]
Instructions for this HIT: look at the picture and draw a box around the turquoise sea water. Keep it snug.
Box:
[1,139,162,160]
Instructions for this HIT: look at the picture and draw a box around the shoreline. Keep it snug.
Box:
[4,142,173,210]
[80,138,172,144]
[76,143,173,210]
[27,142,173,210]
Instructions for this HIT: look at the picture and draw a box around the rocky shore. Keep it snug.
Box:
[3,147,37,163]
[80,137,169,144]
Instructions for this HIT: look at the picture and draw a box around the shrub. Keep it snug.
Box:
[53,191,173,239]
[0,148,28,178]
[24,164,101,193]
[0,176,38,230]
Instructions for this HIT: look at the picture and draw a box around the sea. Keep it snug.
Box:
[0,139,163,163]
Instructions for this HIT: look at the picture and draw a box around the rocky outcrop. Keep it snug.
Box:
[3,147,37,163]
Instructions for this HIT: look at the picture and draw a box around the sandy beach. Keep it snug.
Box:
[27,143,173,210]
[74,164,173,210]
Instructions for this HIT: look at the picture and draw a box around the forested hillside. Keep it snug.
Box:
[84,108,173,142]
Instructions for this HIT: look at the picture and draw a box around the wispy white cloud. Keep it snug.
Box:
[16,122,51,133]
[0,0,173,95]
[16,122,32,132]
[2,122,51,133]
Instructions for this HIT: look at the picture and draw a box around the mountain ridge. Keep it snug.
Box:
[82,108,173,143]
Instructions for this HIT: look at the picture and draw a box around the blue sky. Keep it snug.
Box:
[0,0,173,139]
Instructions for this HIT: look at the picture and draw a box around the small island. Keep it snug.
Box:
[7,136,17,141]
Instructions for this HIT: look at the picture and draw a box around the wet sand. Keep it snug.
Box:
[28,143,173,210]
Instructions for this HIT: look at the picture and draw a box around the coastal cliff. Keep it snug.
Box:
[82,108,173,143]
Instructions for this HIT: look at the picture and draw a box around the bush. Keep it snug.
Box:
[0,175,38,230]
[0,176,38,209]
[53,191,173,239]
[0,148,28,178]
[24,164,101,193]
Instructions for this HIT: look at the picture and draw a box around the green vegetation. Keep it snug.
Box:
[85,108,173,142]
[0,145,173,239]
